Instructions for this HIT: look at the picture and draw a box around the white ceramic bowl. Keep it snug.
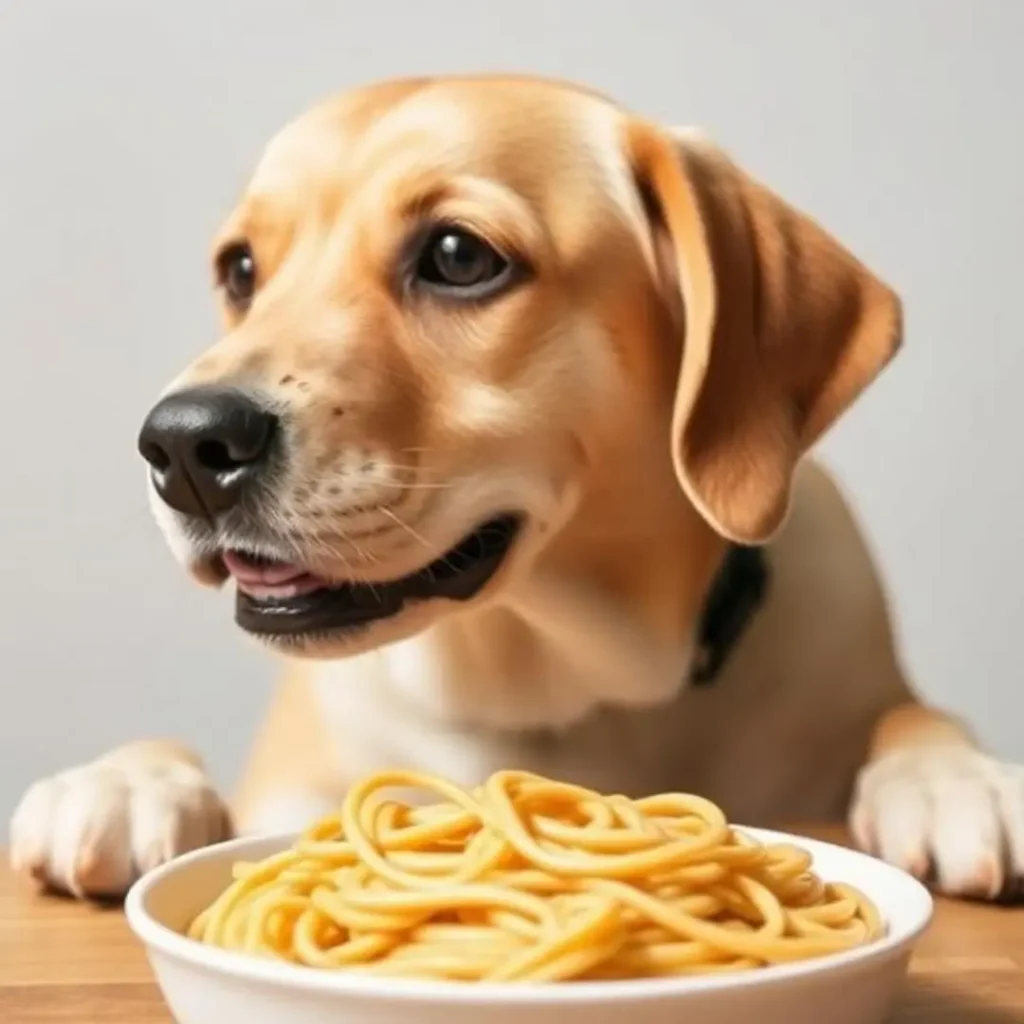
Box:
[125,828,932,1024]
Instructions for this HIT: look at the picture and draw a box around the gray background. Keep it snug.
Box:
[1,1,1022,826]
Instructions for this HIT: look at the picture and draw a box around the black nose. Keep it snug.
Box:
[138,387,278,517]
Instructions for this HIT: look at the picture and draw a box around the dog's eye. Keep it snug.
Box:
[415,227,512,297]
[216,242,258,309]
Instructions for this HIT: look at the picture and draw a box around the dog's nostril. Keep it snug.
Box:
[200,411,276,469]
[196,439,243,472]
[140,441,171,473]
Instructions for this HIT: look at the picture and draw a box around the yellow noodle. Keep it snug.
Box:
[188,769,885,981]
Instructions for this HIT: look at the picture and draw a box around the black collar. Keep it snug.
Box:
[689,544,770,686]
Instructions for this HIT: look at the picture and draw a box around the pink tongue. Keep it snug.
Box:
[222,551,310,587]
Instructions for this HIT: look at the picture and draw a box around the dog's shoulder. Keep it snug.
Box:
[745,455,902,686]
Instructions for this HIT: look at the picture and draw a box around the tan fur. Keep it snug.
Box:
[11,75,1023,902]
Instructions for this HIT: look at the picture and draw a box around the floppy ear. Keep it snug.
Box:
[626,121,902,544]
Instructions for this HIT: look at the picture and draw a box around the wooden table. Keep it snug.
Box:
[1,830,1022,1023]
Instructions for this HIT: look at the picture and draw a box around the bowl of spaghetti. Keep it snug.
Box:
[125,769,932,1024]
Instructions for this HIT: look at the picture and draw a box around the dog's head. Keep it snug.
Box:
[140,76,901,657]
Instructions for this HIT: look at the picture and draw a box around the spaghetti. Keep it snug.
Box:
[188,770,883,981]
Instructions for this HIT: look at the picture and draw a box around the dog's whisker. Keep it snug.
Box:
[317,527,362,579]
[378,507,434,554]
[378,506,469,578]
[304,531,380,571]
[345,534,377,560]
[385,463,457,475]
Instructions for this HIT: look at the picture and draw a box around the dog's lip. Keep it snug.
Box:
[229,512,526,637]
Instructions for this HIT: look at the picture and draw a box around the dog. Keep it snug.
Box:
[10,75,1023,902]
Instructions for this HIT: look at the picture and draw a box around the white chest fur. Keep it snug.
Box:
[305,604,888,831]
[308,626,623,790]
[308,616,710,803]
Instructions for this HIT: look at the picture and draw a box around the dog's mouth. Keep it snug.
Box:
[224,513,524,638]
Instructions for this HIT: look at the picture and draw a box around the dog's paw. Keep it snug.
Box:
[851,746,1024,901]
[9,756,231,899]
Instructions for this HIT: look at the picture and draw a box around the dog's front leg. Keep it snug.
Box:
[9,740,230,898]
[851,702,1024,901]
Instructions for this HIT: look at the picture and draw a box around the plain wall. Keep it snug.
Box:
[1,0,1022,825]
